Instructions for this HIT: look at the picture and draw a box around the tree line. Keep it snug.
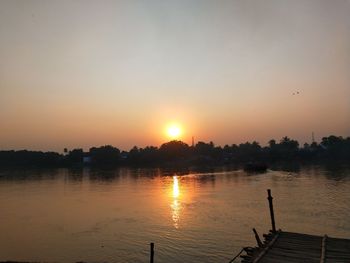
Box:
[0,135,349,167]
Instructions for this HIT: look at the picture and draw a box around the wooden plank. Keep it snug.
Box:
[326,236,350,263]
[259,252,320,263]
[252,230,281,263]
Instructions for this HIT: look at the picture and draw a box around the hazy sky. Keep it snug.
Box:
[1,0,349,151]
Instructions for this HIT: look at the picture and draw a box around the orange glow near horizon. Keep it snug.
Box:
[166,124,182,140]
[1,1,349,152]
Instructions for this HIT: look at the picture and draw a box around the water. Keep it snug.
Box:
[0,166,350,263]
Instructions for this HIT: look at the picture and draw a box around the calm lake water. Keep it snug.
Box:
[1,166,350,263]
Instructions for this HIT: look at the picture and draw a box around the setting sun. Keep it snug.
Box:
[167,125,182,140]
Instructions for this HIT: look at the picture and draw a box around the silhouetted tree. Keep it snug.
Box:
[279,136,299,151]
[66,149,84,164]
[138,146,159,165]
[321,135,350,159]
[89,145,120,165]
[1,134,349,168]
[159,140,190,161]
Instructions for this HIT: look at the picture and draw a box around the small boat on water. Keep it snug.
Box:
[243,162,268,173]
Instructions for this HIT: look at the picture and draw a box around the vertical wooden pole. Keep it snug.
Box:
[267,189,276,233]
[150,242,154,263]
[320,235,327,263]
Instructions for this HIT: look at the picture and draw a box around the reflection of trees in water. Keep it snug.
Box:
[87,168,129,182]
[0,168,59,181]
[196,174,216,187]
[2,163,350,184]
[66,168,84,182]
[323,163,350,181]
[65,167,128,182]
[269,162,301,173]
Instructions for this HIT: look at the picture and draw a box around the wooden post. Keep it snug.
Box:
[267,189,276,233]
[252,228,263,247]
[320,235,327,263]
[150,242,154,263]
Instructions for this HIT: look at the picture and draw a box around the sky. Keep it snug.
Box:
[0,0,349,152]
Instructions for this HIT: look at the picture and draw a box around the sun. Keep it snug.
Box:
[167,124,182,139]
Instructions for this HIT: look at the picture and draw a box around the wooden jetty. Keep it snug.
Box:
[239,190,350,263]
[241,230,350,263]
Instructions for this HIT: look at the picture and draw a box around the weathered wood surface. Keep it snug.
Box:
[241,231,350,263]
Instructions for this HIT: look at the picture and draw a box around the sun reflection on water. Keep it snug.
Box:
[171,176,181,228]
[173,176,180,198]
